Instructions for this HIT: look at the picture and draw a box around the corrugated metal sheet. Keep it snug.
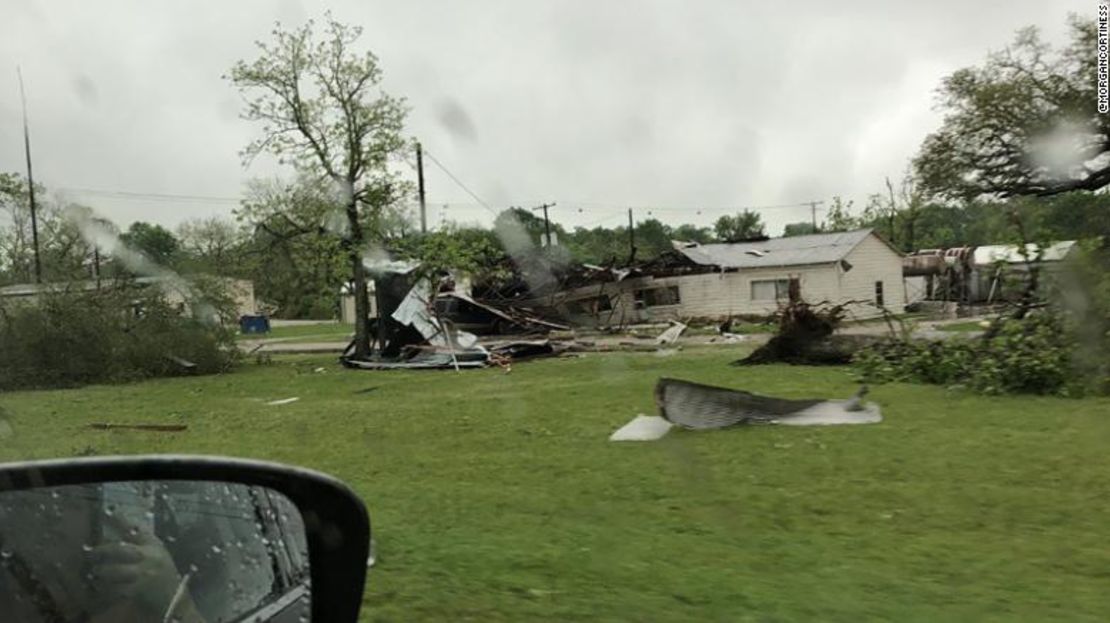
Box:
[676,229,874,269]
[972,240,1076,266]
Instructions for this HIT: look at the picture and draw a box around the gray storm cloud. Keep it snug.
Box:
[0,0,1090,235]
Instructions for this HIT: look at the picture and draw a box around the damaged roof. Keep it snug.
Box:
[674,229,877,269]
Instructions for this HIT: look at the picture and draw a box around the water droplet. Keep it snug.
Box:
[210,544,222,554]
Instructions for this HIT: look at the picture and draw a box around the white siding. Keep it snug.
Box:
[838,234,906,318]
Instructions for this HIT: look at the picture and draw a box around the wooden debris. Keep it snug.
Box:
[89,423,187,432]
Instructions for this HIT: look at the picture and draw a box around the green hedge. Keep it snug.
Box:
[0,286,238,390]
[853,314,1082,396]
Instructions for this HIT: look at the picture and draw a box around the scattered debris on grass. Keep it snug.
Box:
[88,423,188,432]
[609,414,674,441]
[164,354,198,372]
[715,332,747,344]
[655,321,687,345]
[266,397,300,406]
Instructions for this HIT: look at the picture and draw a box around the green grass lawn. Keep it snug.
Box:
[238,322,355,342]
[2,347,1109,621]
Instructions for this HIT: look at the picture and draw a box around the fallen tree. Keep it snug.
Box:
[732,300,885,366]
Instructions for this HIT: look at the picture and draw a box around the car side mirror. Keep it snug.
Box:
[0,455,370,622]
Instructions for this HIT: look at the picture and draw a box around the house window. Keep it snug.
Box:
[634,286,681,307]
[751,279,790,301]
[875,281,884,307]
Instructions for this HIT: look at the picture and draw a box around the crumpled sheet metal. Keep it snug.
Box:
[654,378,881,430]
[342,352,488,370]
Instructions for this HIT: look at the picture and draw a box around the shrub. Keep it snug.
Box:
[0,284,238,391]
[853,313,1079,396]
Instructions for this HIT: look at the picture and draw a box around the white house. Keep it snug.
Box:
[546,229,905,326]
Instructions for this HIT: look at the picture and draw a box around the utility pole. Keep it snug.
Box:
[532,202,556,247]
[416,141,427,234]
[93,247,101,289]
[627,208,636,263]
[807,200,825,230]
[17,67,42,284]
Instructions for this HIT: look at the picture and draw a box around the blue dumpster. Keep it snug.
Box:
[239,314,271,334]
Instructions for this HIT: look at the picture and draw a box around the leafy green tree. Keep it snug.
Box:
[671,223,713,243]
[633,218,673,259]
[713,209,765,241]
[564,225,628,265]
[393,226,507,285]
[119,222,179,266]
[175,217,245,276]
[0,172,46,283]
[915,17,1105,199]
[235,177,348,319]
[821,196,860,232]
[228,14,409,357]
[1,173,106,284]
[1032,191,1110,240]
[782,222,820,237]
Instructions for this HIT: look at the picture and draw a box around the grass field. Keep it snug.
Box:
[238,322,355,342]
[2,347,1109,621]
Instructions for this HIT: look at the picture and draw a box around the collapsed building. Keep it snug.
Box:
[514,229,906,327]
[340,261,569,370]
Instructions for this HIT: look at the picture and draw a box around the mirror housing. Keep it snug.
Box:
[0,455,370,622]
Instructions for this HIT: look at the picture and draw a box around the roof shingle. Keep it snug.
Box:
[676,229,876,269]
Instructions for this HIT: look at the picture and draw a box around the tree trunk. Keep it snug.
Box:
[347,200,372,359]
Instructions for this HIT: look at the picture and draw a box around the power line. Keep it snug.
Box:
[577,212,626,228]
[552,199,825,214]
[60,187,243,204]
[56,182,825,224]
[420,150,497,216]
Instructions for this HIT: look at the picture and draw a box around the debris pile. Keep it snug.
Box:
[436,291,568,335]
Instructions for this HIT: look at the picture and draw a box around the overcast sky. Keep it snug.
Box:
[0,0,1089,235]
